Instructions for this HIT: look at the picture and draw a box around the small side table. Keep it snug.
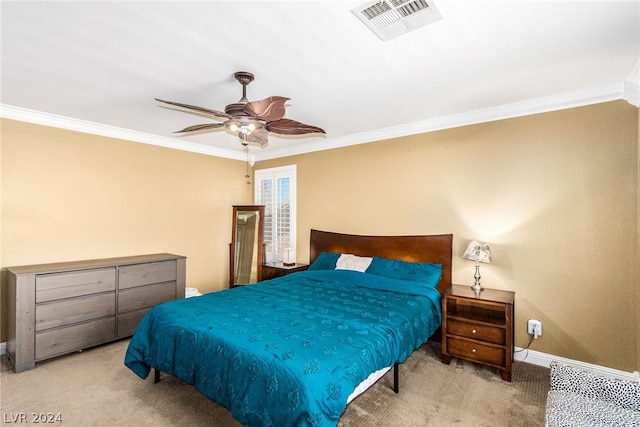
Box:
[261,262,308,281]
[441,284,515,381]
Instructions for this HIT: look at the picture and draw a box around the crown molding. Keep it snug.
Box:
[0,104,245,161]
[1,83,624,162]
[255,84,625,161]
[624,56,640,107]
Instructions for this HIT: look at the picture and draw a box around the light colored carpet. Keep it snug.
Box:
[1,339,549,426]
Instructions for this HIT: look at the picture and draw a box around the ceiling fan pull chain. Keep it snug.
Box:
[242,142,251,179]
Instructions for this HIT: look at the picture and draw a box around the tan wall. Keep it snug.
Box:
[258,101,639,372]
[1,101,638,372]
[0,119,252,342]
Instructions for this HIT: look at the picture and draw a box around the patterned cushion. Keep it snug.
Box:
[545,361,640,427]
[546,390,640,426]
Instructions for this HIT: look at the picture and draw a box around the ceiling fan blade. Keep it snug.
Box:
[244,96,289,121]
[155,98,231,119]
[242,129,269,147]
[174,123,225,133]
[266,119,326,135]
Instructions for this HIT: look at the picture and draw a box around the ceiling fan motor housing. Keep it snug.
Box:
[225,102,250,116]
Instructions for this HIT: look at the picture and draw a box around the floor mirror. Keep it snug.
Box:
[230,205,264,288]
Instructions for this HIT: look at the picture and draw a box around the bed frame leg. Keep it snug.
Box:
[154,368,160,383]
[393,363,399,393]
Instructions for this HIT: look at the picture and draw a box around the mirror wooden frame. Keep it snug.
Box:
[229,205,265,288]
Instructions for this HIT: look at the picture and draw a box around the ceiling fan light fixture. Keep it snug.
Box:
[226,119,259,134]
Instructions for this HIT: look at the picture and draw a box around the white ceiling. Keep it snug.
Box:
[1,1,639,162]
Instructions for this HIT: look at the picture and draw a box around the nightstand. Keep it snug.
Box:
[441,284,515,381]
[261,262,308,281]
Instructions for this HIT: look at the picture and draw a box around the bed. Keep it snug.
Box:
[124,229,452,426]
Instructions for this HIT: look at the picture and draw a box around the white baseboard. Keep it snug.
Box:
[514,346,639,382]
[0,339,636,382]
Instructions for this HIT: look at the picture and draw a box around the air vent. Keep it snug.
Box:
[352,0,442,41]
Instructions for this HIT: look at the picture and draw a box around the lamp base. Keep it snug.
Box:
[471,262,483,292]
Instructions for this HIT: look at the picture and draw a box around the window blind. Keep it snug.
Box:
[255,165,296,262]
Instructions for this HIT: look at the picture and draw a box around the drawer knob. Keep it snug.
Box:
[472,329,477,334]
[472,348,476,353]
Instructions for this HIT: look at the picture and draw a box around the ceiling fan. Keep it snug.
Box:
[156,71,325,148]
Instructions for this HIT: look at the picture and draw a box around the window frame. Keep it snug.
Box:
[254,165,297,263]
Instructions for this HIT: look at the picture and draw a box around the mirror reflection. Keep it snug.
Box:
[230,205,264,287]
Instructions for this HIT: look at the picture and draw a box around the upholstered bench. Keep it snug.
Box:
[545,361,640,426]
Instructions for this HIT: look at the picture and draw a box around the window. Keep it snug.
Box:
[255,165,296,263]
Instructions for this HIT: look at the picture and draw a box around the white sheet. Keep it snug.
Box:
[347,366,392,403]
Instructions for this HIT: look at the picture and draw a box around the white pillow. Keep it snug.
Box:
[335,254,373,273]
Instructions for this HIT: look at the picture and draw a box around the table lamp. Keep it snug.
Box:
[462,240,492,291]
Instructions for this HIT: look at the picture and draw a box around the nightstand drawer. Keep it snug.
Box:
[447,318,505,345]
[446,336,505,366]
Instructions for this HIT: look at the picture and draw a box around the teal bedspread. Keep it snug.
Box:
[124,270,442,427]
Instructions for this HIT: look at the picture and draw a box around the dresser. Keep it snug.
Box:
[441,284,515,381]
[6,253,186,373]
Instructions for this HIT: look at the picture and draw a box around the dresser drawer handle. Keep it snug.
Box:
[472,329,477,334]
[472,348,477,353]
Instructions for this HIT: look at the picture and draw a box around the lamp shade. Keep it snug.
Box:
[462,240,492,264]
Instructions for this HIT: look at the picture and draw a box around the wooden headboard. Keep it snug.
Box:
[309,229,453,294]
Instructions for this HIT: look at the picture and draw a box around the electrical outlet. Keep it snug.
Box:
[528,319,542,338]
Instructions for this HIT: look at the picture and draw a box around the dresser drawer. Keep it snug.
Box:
[447,318,505,345]
[35,317,116,360]
[117,308,150,337]
[445,336,505,366]
[118,281,176,313]
[119,261,176,289]
[36,292,116,331]
[36,268,116,303]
